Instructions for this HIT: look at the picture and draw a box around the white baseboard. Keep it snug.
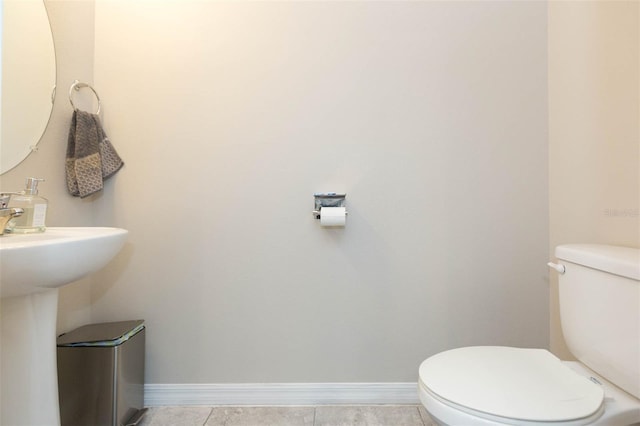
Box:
[144,382,419,407]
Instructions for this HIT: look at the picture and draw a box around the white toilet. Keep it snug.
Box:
[418,244,640,425]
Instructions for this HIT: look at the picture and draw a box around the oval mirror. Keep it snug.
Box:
[1,0,56,174]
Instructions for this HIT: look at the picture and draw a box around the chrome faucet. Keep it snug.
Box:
[0,194,24,235]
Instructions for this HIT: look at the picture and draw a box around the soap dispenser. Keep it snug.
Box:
[7,178,48,233]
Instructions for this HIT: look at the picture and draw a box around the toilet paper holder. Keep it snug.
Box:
[313,193,347,219]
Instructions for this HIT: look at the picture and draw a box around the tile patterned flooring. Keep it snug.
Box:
[139,405,438,426]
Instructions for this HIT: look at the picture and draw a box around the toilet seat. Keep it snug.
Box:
[418,346,605,425]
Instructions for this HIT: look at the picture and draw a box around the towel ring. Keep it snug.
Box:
[68,80,101,114]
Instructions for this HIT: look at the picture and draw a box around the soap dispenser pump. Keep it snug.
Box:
[7,177,48,233]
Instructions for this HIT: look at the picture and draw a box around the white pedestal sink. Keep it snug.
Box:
[0,227,128,426]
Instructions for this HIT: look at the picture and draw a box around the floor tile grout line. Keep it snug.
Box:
[416,405,425,426]
[202,406,214,426]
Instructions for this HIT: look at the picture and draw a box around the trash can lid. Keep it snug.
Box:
[57,320,144,347]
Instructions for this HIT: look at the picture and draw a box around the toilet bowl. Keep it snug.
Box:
[418,245,640,426]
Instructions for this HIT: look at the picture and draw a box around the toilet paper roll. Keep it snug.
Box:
[320,207,346,227]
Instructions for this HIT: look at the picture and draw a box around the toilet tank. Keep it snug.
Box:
[555,244,640,399]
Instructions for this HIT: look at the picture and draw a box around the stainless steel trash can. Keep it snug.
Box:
[57,320,147,426]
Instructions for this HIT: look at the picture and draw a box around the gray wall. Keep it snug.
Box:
[2,0,551,385]
[90,1,549,383]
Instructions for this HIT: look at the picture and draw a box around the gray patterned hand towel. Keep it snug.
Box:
[66,110,123,198]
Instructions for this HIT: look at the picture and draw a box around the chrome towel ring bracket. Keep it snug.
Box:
[68,80,101,114]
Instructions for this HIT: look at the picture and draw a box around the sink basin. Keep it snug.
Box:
[0,227,128,298]
[0,227,128,426]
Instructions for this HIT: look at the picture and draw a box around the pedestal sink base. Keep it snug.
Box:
[1,289,61,426]
[0,227,128,425]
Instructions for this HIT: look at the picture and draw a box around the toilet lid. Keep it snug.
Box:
[419,346,604,422]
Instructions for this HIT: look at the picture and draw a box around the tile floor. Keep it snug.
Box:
[139,405,438,426]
